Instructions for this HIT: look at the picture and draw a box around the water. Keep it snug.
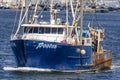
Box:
[0,9,120,80]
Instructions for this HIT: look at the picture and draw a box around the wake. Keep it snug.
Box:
[3,67,93,73]
[3,67,52,72]
[3,65,120,73]
[111,65,120,70]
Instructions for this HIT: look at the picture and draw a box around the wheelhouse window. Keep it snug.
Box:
[29,27,34,33]
[39,27,44,33]
[24,27,64,34]
[58,28,63,34]
[24,27,27,33]
[34,27,39,33]
[52,28,57,34]
[24,27,39,33]
[24,27,34,33]
[45,28,50,33]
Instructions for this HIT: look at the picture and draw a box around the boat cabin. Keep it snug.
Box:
[21,24,66,42]
[21,24,93,46]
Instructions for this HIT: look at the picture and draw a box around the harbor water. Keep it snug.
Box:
[0,9,120,80]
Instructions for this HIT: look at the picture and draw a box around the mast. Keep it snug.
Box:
[25,0,28,23]
[80,0,84,45]
[50,0,55,24]
[66,0,69,36]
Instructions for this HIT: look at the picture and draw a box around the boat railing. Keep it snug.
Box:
[10,34,22,40]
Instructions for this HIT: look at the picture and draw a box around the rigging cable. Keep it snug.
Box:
[37,1,49,19]
[11,8,19,39]
[14,1,32,38]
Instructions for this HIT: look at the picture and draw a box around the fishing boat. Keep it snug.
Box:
[10,0,112,72]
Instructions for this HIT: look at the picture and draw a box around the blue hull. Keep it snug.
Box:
[10,40,93,70]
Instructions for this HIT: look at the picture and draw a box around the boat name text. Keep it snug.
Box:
[36,42,57,49]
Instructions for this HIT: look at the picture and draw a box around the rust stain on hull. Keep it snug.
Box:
[92,50,112,71]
